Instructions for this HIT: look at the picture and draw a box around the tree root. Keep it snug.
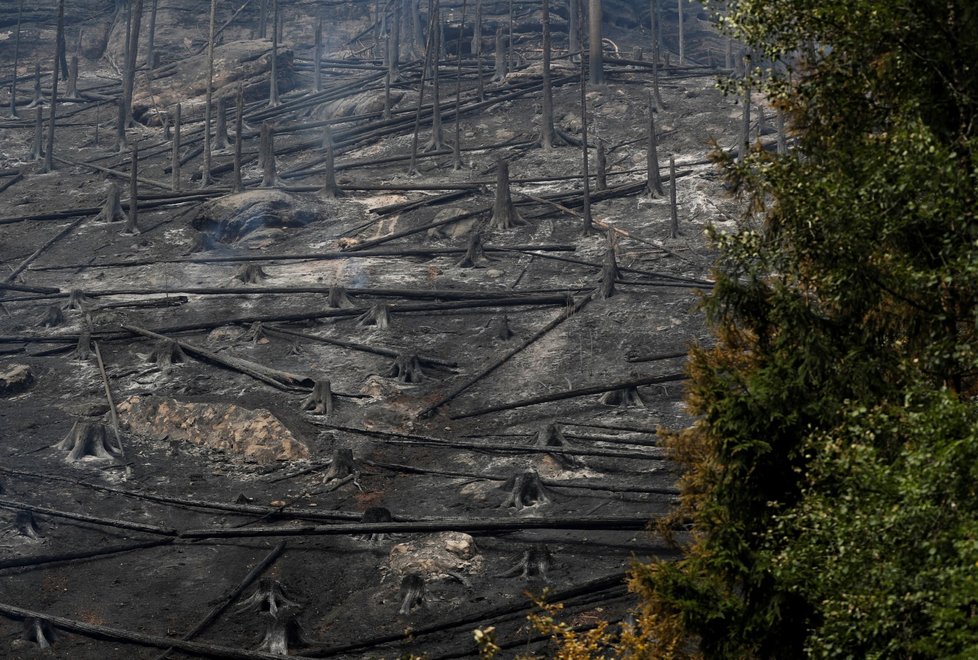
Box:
[386,354,425,384]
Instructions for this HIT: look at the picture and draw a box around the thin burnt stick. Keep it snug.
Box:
[417,294,591,418]
[180,515,659,539]
[0,538,174,571]
[122,325,313,391]
[0,497,175,536]
[0,602,288,660]
[156,541,285,660]
[398,573,425,615]
[263,326,455,367]
[498,543,553,580]
[92,340,127,464]
[451,372,686,419]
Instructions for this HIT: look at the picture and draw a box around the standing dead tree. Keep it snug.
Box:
[8,0,24,118]
[646,93,663,196]
[201,0,218,188]
[43,0,65,173]
[588,0,603,84]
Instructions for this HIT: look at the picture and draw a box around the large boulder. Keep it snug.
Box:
[132,40,295,125]
[117,395,309,464]
[191,190,328,243]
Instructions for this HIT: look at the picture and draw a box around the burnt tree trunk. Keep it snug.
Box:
[146,0,159,68]
[121,0,145,130]
[314,17,324,92]
[233,91,243,192]
[426,3,445,152]
[588,0,603,85]
[43,0,65,173]
[668,154,678,238]
[646,93,663,196]
[677,0,684,64]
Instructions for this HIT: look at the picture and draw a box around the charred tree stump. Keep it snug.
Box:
[65,289,91,311]
[320,126,338,198]
[491,315,514,340]
[74,330,93,361]
[356,507,393,543]
[323,447,358,486]
[499,543,552,580]
[237,579,302,616]
[326,285,356,309]
[398,574,425,615]
[598,385,647,407]
[38,305,63,328]
[122,145,140,235]
[668,154,679,238]
[489,158,526,230]
[149,339,186,370]
[500,469,553,510]
[235,264,269,284]
[386,354,425,383]
[301,380,333,416]
[257,608,306,655]
[22,617,56,649]
[456,231,488,268]
[357,303,392,329]
[55,422,123,463]
[536,424,583,468]
[260,122,281,188]
[14,510,44,541]
[97,183,125,224]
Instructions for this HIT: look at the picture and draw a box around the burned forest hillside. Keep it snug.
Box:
[0,0,764,656]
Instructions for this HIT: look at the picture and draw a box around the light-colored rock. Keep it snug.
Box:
[0,364,34,397]
[389,532,483,581]
[192,190,329,243]
[117,395,309,464]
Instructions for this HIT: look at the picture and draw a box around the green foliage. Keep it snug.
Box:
[629,0,978,657]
